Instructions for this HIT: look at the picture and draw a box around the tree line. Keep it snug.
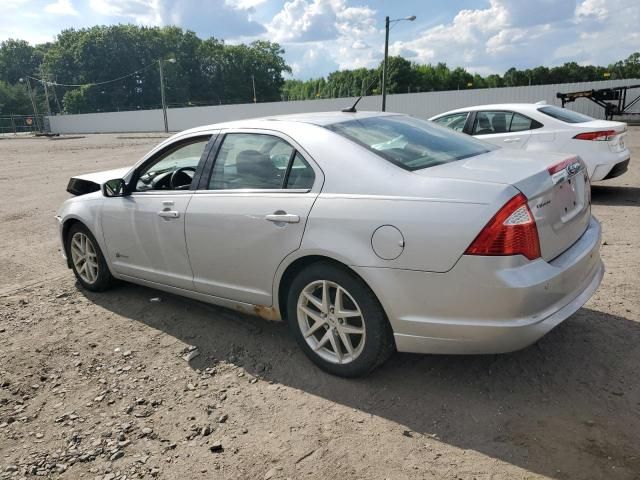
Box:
[0,25,290,116]
[282,53,640,100]
[0,24,638,116]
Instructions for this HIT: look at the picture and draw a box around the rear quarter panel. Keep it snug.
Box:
[301,181,517,273]
[280,122,519,273]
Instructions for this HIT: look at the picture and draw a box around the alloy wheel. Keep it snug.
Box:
[70,232,99,284]
[297,280,366,364]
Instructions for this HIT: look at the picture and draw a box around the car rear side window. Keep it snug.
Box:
[472,111,514,135]
[538,105,593,123]
[325,115,494,171]
[209,133,292,189]
[510,113,543,132]
[285,152,315,189]
[208,133,315,190]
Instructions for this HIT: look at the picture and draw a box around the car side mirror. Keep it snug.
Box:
[103,178,128,197]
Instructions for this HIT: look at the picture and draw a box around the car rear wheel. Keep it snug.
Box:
[67,223,115,292]
[286,262,395,377]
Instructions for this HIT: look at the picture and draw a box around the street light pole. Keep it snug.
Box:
[381,16,390,112]
[158,58,176,133]
[381,15,416,112]
[252,74,257,103]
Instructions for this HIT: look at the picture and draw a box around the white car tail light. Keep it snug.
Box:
[573,130,617,141]
[465,193,541,261]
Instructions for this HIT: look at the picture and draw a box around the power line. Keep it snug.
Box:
[27,62,157,88]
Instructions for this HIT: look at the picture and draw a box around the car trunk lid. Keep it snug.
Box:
[416,149,591,261]
[572,120,628,153]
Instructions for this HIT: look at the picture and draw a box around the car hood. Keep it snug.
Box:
[67,166,131,196]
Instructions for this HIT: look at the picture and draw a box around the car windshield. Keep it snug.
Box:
[537,105,593,123]
[325,115,495,171]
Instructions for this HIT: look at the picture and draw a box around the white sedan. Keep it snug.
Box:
[57,111,603,377]
[430,103,630,181]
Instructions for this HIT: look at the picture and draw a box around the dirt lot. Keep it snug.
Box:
[0,130,638,480]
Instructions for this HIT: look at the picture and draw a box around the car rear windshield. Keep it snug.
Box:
[537,105,593,123]
[324,115,494,171]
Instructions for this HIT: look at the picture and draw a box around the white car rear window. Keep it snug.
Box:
[538,106,593,124]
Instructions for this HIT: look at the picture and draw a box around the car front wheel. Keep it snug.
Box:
[286,262,395,377]
[66,223,115,292]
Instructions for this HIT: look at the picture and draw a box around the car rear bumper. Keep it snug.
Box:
[354,216,603,354]
[591,152,630,182]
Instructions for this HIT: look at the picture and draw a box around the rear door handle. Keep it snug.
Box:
[503,138,521,143]
[158,210,180,218]
[265,213,300,224]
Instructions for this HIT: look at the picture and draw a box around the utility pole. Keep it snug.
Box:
[21,77,42,132]
[158,60,169,133]
[43,77,52,116]
[252,74,257,103]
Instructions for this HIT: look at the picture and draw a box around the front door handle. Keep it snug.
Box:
[265,213,300,224]
[503,138,521,143]
[158,210,180,218]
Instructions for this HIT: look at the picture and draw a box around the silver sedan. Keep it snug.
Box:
[57,111,604,377]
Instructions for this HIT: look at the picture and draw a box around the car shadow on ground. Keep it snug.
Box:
[591,185,640,206]
[82,284,640,480]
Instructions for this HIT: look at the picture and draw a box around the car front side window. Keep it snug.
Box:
[135,138,209,192]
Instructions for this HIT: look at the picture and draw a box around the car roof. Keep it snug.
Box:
[178,110,400,137]
[432,103,548,117]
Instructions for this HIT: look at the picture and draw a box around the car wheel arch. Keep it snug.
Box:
[275,254,390,325]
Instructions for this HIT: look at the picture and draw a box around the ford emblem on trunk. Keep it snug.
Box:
[567,161,582,176]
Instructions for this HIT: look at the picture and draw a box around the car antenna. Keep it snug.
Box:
[342,76,379,113]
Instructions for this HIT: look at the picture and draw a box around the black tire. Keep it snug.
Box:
[66,222,115,292]
[286,262,395,377]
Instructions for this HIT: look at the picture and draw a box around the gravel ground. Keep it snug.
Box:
[0,130,638,480]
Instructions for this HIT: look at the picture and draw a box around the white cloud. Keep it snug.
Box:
[224,0,267,9]
[44,0,79,16]
[267,0,375,43]
[2,0,29,9]
[266,0,379,78]
[89,0,163,24]
[388,0,640,74]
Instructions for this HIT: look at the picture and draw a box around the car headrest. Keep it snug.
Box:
[492,113,507,132]
[236,150,276,177]
[478,116,491,129]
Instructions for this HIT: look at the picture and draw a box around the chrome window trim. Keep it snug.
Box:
[193,188,312,196]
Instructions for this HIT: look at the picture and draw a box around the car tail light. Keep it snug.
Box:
[573,130,617,141]
[465,193,541,261]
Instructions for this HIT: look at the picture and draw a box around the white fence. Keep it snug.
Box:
[47,79,640,134]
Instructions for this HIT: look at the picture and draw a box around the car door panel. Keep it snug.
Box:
[184,130,322,306]
[186,192,316,305]
[102,193,195,289]
[100,135,213,290]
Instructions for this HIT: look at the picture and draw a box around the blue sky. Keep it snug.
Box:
[1,0,639,79]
